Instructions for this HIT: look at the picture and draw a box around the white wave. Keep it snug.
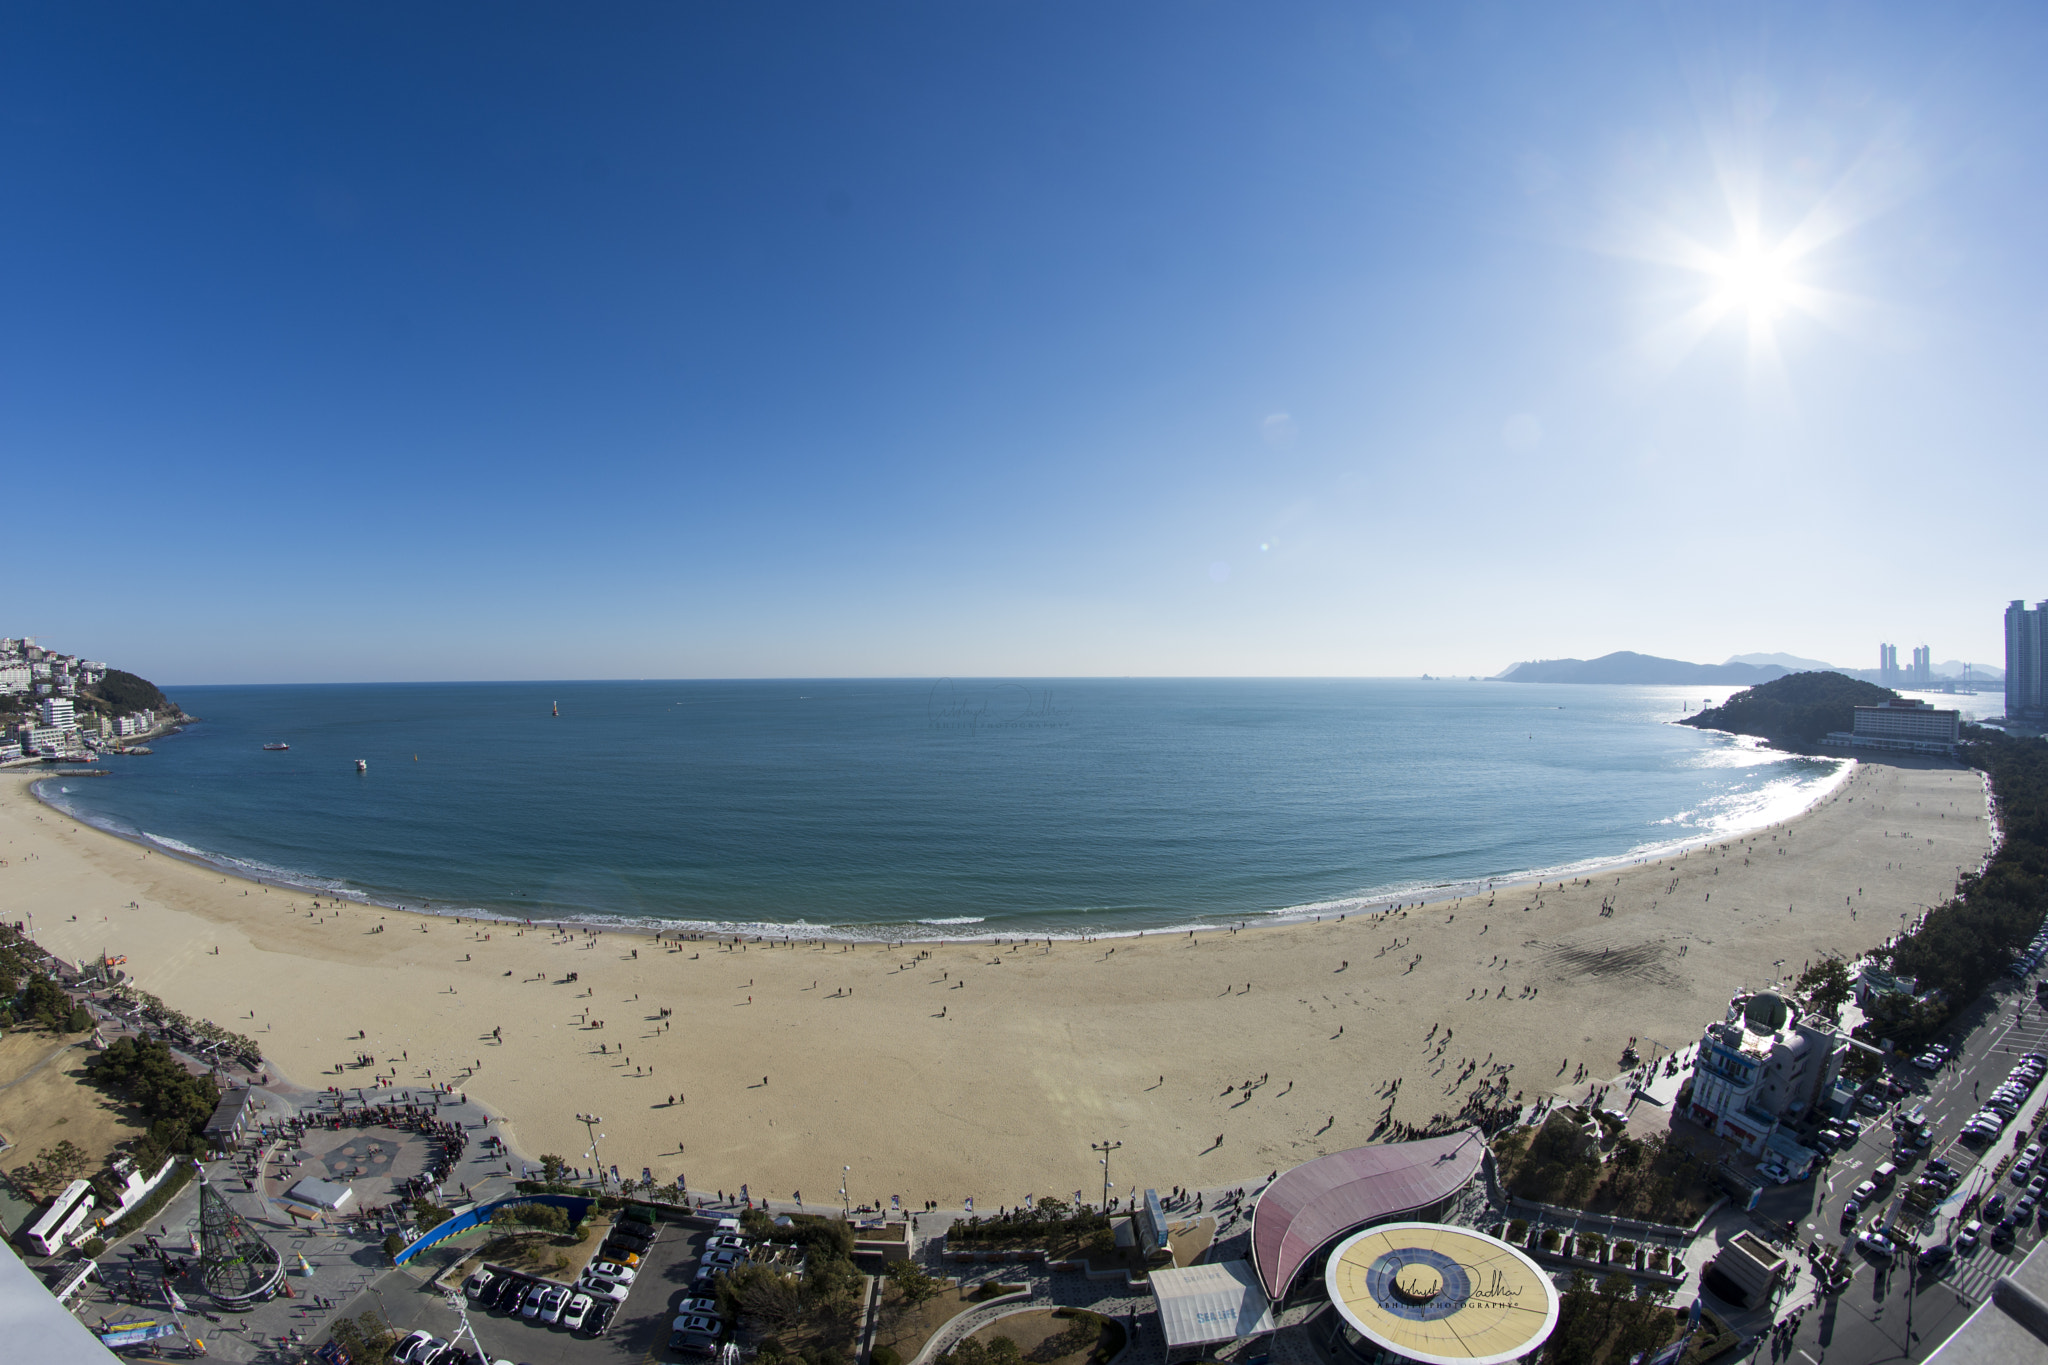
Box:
[917,916,985,925]
[142,832,211,859]
[1686,736,1802,770]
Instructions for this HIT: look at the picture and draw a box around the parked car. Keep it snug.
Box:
[580,1275,631,1302]
[539,1285,570,1323]
[392,1333,446,1365]
[561,1293,593,1332]
[1986,1194,2008,1220]
[707,1233,750,1252]
[1919,1242,1954,1271]
[1840,1200,1861,1231]
[1858,1230,1895,1261]
[673,1314,723,1336]
[2017,1162,2038,1184]
[1960,1220,1983,1249]
[463,1269,495,1300]
[1854,1179,1880,1202]
[587,1260,638,1283]
[681,1297,724,1317]
[521,1283,549,1319]
[584,1298,617,1336]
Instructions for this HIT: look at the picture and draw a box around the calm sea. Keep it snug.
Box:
[39,679,1846,939]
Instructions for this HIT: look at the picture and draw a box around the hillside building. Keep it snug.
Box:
[1826,698,1961,756]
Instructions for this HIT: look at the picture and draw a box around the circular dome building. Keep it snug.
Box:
[1322,1223,1560,1365]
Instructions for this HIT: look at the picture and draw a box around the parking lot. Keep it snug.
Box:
[370,1209,716,1365]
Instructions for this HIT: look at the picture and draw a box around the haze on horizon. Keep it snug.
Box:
[4,4,2043,686]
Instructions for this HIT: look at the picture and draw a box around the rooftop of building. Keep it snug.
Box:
[1248,1131,1488,1301]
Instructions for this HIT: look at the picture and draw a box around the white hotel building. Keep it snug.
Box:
[1826,698,1962,756]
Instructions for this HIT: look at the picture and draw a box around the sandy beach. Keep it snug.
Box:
[0,756,1993,1208]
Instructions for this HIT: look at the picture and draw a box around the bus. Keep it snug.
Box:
[24,1179,96,1256]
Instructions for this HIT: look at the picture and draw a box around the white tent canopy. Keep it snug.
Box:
[1150,1260,1277,1352]
[282,1177,354,1212]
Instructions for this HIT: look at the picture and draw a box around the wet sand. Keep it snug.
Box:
[0,757,1991,1207]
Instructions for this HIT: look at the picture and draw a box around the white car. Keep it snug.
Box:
[580,1275,631,1302]
[392,1332,447,1365]
[587,1259,638,1283]
[673,1313,722,1336]
[561,1292,593,1331]
[539,1284,570,1323]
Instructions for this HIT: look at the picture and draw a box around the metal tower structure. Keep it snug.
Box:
[196,1168,284,1308]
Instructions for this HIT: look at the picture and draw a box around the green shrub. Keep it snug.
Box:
[872,1348,902,1365]
[384,1231,409,1257]
[79,1236,107,1257]
[1506,1219,1529,1244]
[1539,1228,1562,1251]
[490,1202,570,1234]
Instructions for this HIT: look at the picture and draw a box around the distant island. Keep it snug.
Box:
[1494,651,1795,686]
[1678,671,1898,746]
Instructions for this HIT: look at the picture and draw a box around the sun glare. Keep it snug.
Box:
[1710,244,1794,321]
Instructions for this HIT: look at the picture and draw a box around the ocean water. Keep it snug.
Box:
[39,678,1846,939]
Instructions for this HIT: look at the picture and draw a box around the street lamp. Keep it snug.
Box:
[444,1288,492,1363]
[1092,1140,1121,1213]
[576,1113,604,1187]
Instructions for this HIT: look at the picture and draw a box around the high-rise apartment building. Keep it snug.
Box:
[37,696,75,730]
[2010,600,2048,721]
[1911,646,1932,687]
[1878,643,1899,684]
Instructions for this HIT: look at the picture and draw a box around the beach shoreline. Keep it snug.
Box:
[0,755,1994,1207]
[27,733,1855,946]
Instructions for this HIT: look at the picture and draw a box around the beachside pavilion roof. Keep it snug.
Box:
[1249,1131,1488,1302]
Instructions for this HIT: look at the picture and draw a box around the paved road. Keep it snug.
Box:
[1749,983,2048,1363]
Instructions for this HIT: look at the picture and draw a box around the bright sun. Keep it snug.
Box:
[1709,244,1794,321]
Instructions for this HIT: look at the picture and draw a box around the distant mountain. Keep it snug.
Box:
[1937,660,2003,682]
[1495,651,1797,685]
[1725,652,1837,672]
[1680,671,1897,745]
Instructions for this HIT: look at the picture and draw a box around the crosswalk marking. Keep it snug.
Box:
[1934,1244,2015,1303]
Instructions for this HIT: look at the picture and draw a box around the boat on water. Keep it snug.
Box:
[263,742,289,751]
[552,700,559,717]
[355,759,367,772]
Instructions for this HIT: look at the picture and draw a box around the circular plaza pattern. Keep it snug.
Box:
[1324,1223,1559,1365]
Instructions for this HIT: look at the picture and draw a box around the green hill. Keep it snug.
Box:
[79,669,178,719]
[1679,670,1898,746]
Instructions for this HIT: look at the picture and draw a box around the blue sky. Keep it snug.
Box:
[4,3,2043,682]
